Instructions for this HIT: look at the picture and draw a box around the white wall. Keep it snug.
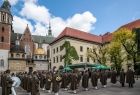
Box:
[0,49,9,71]
[50,38,98,69]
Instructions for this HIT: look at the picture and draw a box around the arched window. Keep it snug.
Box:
[11,53,14,58]
[2,13,6,22]
[1,36,4,42]
[2,27,4,32]
[0,59,4,67]
[16,53,20,58]
[35,55,37,59]
[22,54,25,58]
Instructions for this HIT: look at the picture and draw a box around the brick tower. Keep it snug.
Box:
[0,0,13,71]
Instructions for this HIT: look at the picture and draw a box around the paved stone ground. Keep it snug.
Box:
[16,78,140,95]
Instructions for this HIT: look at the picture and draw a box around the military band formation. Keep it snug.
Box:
[0,67,136,95]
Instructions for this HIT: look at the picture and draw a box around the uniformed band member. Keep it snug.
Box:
[126,68,135,88]
[120,69,125,87]
[100,70,107,88]
[70,70,78,94]
[61,72,68,90]
[45,72,52,93]
[91,70,98,89]
[1,70,13,95]
[39,71,46,91]
[52,71,62,95]
[82,70,89,91]
[111,69,117,84]
[31,71,40,95]
[0,67,137,95]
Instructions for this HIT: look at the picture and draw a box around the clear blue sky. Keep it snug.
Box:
[1,0,140,35]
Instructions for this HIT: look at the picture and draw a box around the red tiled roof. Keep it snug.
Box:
[121,19,140,30]
[51,19,140,45]
[51,27,102,44]
[102,32,113,43]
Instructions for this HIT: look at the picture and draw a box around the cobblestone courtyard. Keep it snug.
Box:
[16,79,140,95]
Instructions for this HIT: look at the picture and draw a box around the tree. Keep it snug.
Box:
[113,28,138,67]
[108,41,125,71]
[87,45,108,65]
[61,41,79,66]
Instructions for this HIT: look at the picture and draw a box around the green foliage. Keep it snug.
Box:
[113,28,138,65]
[108,41,124,71]
[87,45,108,65]
[61,41,79,67]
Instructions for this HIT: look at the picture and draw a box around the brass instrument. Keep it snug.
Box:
[47,75,52,82]
[56,75,62,81]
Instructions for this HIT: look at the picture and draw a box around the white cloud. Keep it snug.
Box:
[13,16,34,34]
[33,23,47,36]
[20,1,50,24]
[12,1,97,37]
[24,0,38,3]
[66,11,97,32]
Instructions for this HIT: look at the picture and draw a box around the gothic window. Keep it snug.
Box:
[1,36,4,42]
[2,27,4,32]
[0,59,4,67]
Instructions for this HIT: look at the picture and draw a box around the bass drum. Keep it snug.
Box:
[11,76,21,88]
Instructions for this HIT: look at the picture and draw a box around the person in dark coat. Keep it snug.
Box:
[119,69,125,87]
[111,69,117,84]
[31,71,40,95]
[66,72,72,88]
[27,74,32,93]
[61,72,68,90]
[52,72,62,95]
[82,70,89,91]
[2,70,13,95]
[70,70,78,94]
[100,70,108,88]
[45,72,52,93]
[77,71,82,87]
[39,72,46,90]
[126,68,135,88]
[91,70,98,89]
[23,72,28,90]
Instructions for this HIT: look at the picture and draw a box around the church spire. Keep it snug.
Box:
[48,22,52,36]
[38,35,42,48]
[1,0,11,11]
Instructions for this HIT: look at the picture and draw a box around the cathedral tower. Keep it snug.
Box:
[0,0,13,71]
